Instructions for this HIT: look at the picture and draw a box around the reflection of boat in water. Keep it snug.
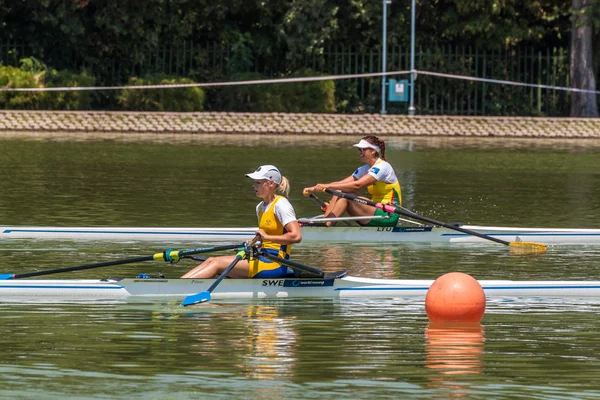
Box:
[3,224,600,245]
[2,275,600,301]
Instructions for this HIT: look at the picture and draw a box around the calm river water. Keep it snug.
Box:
[1,133,600,399]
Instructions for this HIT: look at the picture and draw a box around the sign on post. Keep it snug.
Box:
[388,79,409,102]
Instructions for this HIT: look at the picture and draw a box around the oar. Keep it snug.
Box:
[181,236,261,306]
[322,188,547,253]
[258,250,324,277]
[0,244,243,280]
[309,193,329,212]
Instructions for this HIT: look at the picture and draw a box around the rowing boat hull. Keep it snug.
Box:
[2,225,600,245]
[2,276,600,300]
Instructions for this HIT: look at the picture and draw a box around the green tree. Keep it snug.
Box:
[415,0,570,48]
[570,0,599,117]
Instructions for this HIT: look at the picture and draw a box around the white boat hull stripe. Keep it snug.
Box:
[4,224,600,245]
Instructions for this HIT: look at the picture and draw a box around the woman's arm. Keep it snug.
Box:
[303,175,369,195]
[256,220,302,244]
[307,174,377,194]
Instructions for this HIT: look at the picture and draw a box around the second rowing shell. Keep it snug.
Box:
[2,225,600,245]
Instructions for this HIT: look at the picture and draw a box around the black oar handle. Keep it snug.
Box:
[323,188,511,247]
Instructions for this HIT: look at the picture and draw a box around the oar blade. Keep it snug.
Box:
[0,274,15,280]
[509,241,547,254]
[181,291,211,306]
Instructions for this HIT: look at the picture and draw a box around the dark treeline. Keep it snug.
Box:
[0,0,598,116]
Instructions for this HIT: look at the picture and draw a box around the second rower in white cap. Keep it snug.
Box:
[303,136,401,227]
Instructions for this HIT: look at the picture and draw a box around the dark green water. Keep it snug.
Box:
[1,134,600,399]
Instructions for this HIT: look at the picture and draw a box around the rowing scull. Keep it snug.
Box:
[2,224,600,245]
[1,275,600,300]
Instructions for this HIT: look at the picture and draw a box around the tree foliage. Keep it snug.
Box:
[1,0,574,79]
[0,0,595,115]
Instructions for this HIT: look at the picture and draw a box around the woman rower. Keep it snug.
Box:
[181,165,302,279]
[303,135,401,227]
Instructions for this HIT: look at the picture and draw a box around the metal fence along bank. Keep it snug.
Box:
[1,39,573,116]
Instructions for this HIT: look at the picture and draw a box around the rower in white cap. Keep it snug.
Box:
[182,165,302,279]
[303,135,402,227]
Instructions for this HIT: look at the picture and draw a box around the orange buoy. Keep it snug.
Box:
[425,272,486,323]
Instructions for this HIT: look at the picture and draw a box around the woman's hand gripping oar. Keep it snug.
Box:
[181,235,262,306]
[0,244,244,280]
[322,188,547,253]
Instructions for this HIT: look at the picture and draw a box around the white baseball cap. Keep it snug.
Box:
[352,139,381,153]
[245,165,282,185]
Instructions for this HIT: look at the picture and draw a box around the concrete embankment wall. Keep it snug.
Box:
[1,110,599,137]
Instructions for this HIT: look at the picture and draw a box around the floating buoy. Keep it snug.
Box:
[425,272,486,323]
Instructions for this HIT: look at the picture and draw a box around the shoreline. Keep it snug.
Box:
[5,131,600,151]
[0,110,600,139]
[1,110,600,138]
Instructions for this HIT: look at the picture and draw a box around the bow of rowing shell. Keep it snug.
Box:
[2,276,600,300]
[2,225,600,245]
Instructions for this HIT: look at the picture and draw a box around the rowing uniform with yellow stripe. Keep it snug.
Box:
[248,195,297,278]
[352,158,402,227]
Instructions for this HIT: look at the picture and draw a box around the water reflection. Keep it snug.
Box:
[185,303,298,383]
[5,131,600,154]
[310,245,400,278]
[242,305,297,381]
[425,322,485,396]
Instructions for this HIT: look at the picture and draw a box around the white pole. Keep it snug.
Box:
[408,0,416,115]
[380,0,390,114]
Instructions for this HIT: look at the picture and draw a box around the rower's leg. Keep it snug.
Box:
[324,197,348,227]
[346,199,377,225]
[181,255,248,278]
[324,195,339,215]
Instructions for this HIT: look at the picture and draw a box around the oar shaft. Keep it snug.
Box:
[386,206,510,246]
[205,253,244,293]
[181,237,261,306]
[12,255,157,279]
[259,251,324,277]
[9,243,245,280]
[324,188,511,246]
[309,193,329,211]
[206,236,261,292]
[179,244,242,257]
